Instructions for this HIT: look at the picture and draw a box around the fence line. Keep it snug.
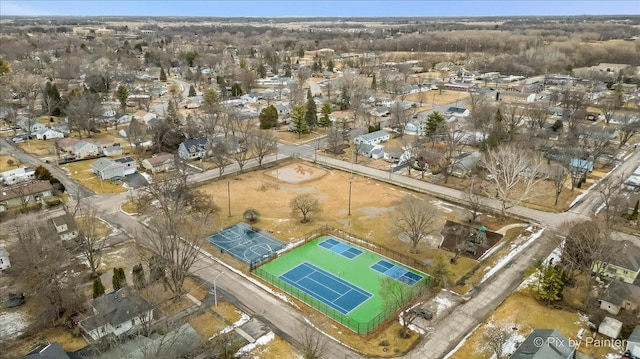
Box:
[249,225,433,333]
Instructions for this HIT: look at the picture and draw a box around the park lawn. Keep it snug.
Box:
[247,334,300,359]
[405,90,470,106]
[188,308,226,341]
[17,139,56,156]
[0,155,21,171]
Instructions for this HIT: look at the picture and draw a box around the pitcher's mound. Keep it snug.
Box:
[267,163,328,184]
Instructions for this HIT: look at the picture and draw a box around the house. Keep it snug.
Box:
[22,342,70,359]
[132,111,157,126]
[599,316,623,339]
[569,158,594,173]
[599,279,640,315]
[354,130,390,145]
[445,106,470,117]
[79,286,154,341]
[48,213,79,241]
[56,137,81,153]
[116,114,133,125]
[17,117,46,133]
[103,145,123,157]
[91,158,125,181]
[370,106,390,117]
[0,167,35,185]
[50,122,70,134]
[443,82,476,92]
[405,120,426,134]
[241,92,261,103]
[0,247,10,270]
[72,141,100,159]
[0,181,53,212]
[274,103,291,115]
[34,128,64,140]
[626,325,640,358]
[141,152,175,174]
[114,157,137,176]
[593,240,640,284]
[509,329,575,359]
[450,152,481,177]
[357,144,385,159]
[384,147,410,163]
[178,137,210,160]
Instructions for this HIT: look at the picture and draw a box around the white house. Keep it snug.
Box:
[599,279,640,316]
[91,158,125,180]
[79,287,154,341]
[241,92,261,104]
[17,117,46,133]
[404,121,426,134]
[34,128,64,140]
[72,141,100,159]
[49,213,79,241]
[599,316,623,339]
[141,152,175,174]
[0,167,35,185]
[354,130,390,145]
[103,145,123,157]
[357,144,385,159]
[114,156,137,176]
[0,247,10,270]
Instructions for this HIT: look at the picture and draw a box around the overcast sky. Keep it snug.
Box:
[1,1,639,17]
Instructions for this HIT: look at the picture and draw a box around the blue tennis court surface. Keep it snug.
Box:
[371,260,423,285]
[279,262,372,314]
[318,238,363,259]
[206,223,286,264]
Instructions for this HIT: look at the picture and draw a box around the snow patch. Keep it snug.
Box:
[434,295,453,316]
[0,311,29,339]
[220,312,250,335]
[234,331,274,357]
[481,228,545,284]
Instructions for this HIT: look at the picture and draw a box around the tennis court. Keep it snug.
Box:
[206,223,286,264]
[280,262,372,314]
[254,235,429,333]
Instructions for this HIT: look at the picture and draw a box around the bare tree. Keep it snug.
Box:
[598,96,621,125]
[483,325,512,359]
[290,194,322,223]
[250,130,277,167]
[65,91,103,138]
[617,114,640,148]
[390,100,414,138]
[380,277,429,338]
[76,204,108,278]
[325,126,344,155]
[11,72,42,119]
[464,178,483,223]
[126,118,147,157]
[526,102,549,132]
[210,141,230,177]
[502,104,526,142]
[482,145,543,219]
[299,327,329,359]
[440,124,468,184]
[549,164,569,207]
[596,174,627,229]
[137,173,217,298]
[395,195,438,253]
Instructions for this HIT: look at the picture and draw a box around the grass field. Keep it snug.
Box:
[255,236,429,333]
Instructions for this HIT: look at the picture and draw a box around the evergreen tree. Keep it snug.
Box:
[132,264,146,289]
[371,73,377,91]
[291,105,309,138]
[326,59,334,72]
[339,83,350,110]
[188,84,196,97]
[112,267,123,291]
[44,81,62,116]
[319,102,332,127]
[166,101,178,123]
[305,94,318,129]
[536,264,565,305]
[631,200,639,221]
[117,85,128,113]
[259,105,278,129]
[425,111,445,139]
[231,83,243,97]
[0,57,10,75]
[160,67,167,81]
[119,267,126,287]
[93,277,105,298]
[204,89,220,109]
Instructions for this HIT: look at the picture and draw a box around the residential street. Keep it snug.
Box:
[3,132,639,358]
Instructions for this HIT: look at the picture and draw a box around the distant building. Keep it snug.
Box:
[0,167,35,185]
[354,130,391,145]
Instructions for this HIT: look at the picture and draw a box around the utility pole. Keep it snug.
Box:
[348,179,353,216]
[227,181,231,217]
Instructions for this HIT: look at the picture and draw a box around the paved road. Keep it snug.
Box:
[6,129,639,358]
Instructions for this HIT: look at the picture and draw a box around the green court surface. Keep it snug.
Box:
[254,235,430,333]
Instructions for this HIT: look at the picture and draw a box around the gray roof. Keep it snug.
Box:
[446,106,467,114]
[629,324,640,345]
[357,130,389,142]
[510,329,575,359]
[603,280,640,306]
[80,287,153,332]
[610,240,640,272]
[452,152,481,172]
[49,213,78,236]
[90,158,122,172]
[22,342,70,359]
[180,137,209,153]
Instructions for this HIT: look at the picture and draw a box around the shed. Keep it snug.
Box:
[0,247,10,270]
[627,324,640,358]
[598,316,623,338]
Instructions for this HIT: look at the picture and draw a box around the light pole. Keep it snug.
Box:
[213,271,225,307]
[227,181,231,217]
[348,179,353,216]
[314,135,318,163]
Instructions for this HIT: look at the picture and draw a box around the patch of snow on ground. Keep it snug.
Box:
[429,200,453,213]
[518,242,563,291]
[220,312,251,335]
[481,228,545,284]
[434,294,453,316]
[0,311,28,339]
[498,333,526,359]
[234,331,274,357]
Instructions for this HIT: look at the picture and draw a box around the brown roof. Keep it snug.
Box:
[56,137,81,150]
[0,181,53,201]
[146,152,174,166]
